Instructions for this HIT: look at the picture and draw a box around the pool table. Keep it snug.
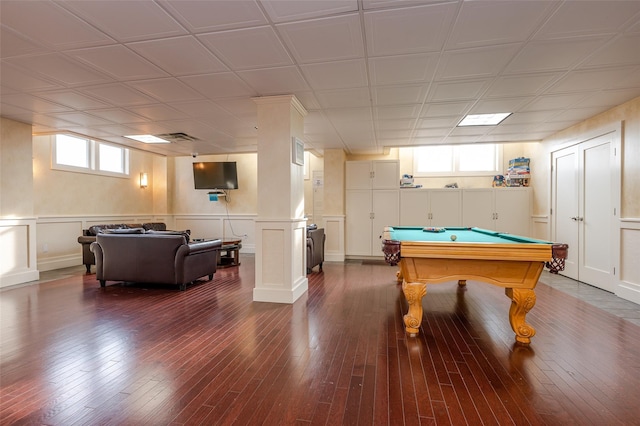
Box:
[382,226,568,344]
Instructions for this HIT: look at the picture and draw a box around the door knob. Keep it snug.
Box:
[570,216,578,221]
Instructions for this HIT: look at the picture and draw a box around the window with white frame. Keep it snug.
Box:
[53,134,129,177]
[413,144,502,177]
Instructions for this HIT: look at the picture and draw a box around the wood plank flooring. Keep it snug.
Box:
[2,256,640,425]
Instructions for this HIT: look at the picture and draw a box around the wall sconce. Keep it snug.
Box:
[139,172,148,188]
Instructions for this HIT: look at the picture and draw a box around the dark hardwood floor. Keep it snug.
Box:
[2,256,640,425]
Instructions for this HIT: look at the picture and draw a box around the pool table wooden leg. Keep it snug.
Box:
[402,280,427,336]
[505,288,536,344]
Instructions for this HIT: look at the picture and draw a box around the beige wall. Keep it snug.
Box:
[531,95,640,218]
[322,149,346,216]
[303,151,325,217]
[32,134,161,216]
[1,118,33,218]
[171,153,258,215]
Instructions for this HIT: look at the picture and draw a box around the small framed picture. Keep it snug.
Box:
[292,137,304,166]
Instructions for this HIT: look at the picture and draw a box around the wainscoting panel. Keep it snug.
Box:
[617,219,640,305]
[0,218,39,287]
[323,215,345,262]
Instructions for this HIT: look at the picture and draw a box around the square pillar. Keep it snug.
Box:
[252,95,308,303]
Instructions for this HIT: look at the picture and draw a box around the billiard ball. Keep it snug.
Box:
[450,234,457,241]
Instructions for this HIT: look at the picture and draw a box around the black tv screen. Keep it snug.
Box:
[193,162,238,190]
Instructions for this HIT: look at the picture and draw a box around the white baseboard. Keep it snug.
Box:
[0,269,40,288]
[616,281,640,305]
[38,255,82,272]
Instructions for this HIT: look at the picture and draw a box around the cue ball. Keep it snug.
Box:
[450,235,457,241]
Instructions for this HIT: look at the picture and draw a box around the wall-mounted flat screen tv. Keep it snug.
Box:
[193,162,238,190]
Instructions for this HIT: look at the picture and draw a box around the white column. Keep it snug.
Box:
[252,95,308,304]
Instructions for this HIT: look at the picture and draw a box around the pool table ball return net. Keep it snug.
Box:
[382,226,568,344]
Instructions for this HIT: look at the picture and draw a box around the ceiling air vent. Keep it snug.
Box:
[155,132,199,143]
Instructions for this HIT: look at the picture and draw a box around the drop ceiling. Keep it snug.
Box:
[1,0,639,157]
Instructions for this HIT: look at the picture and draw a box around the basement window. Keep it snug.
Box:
[53,134,129,177]
[413,143,502,177]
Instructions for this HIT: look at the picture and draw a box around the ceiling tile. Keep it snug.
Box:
[435,44,522,81]
[485,73,562,98]
[0,62,62,92]
[126,78,204,102]
[369,53,438,85]
[520,93,588,112]
[470,97,532,114]
[1,1,112,50]
[180,73,257,99]
[301,59,367,90]
[213,98,258,119]
[501,111,558,125]
[59,0,186,42]
[48,112,113,127]
[446,1,555,49]
[79,83,158,106]
[87,108,150,124]
[422,101,474,118]
[578,88,640,108]
[373,84,428,106]
[126,104,189,122]
[581,34,640,68]
[0,26,47,58]
[127,36,228,75]
[325,107,373,123]
[1,93,72,113]
[32,90,109,110]
[159,0,268,32]
[198,27,292,70]
[376,119,415,130]
[5,54,112,86]
[427,79,491,102]
[315,87,372,109]
[417,116,461,128]
[534,1,640,40]
[505,37,610,74]
[290,92,321,111]
[546,107,609,123]
[375,105,422,120]
[547,66,640,94]
[260,0,358,23]
[68,45,168,80]
[237,66,310,95]
[364,3,457,56]
[413,127,451,137]
[276,14,364,64]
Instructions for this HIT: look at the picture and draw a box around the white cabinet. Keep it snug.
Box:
[462,188,531,236]
[400,189,462,227]
[346,160,399,190]
[346,189,399,256]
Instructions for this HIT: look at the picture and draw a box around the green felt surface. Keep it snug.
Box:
[387,226,553,245]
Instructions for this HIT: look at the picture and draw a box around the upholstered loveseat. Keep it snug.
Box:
[78,222,166,272]
[306,225,325,274]
[90,230,222,291]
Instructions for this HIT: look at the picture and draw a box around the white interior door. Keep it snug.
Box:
[552,147,579,280]
[580,137,614,291]
[552,132,617,291]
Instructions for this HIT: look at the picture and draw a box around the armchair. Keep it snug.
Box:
[306,226,326,274]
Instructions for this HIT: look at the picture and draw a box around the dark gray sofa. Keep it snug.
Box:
[78,222,166,272]
[90,231,221,291]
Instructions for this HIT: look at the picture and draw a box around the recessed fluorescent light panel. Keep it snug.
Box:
[457,113,511,126]
[124,134,170,143]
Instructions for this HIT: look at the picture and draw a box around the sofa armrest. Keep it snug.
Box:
[185,239,222,253]
[78,235,96,244]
